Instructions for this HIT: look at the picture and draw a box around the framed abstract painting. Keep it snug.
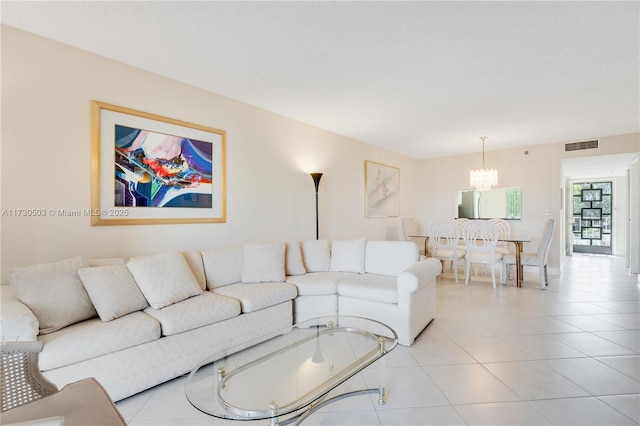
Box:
[91,101,226,225]
[364,160,399,217]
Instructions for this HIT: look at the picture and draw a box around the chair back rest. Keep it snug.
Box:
[488,218,510,239]
[1,341,58,411]
[537,218,556,262]
[453,218,469,239]
[430,221,459,251]
[463,220,499,252]
[400,218,418,240]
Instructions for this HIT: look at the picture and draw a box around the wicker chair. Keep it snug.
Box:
[1,341,127,425]
[1,341,58,412]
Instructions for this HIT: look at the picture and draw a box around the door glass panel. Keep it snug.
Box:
[572,181,612,255]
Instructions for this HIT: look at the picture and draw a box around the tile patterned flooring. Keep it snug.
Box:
[116,254,640,425]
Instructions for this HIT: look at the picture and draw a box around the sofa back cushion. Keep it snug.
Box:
[329,238,366,273]
[365,241,419,276]
[127,251,202,309]
[301,240,331,272]
[284,241,306,276]
[202,246,243,289]
[242,242,286,283]
[78,264,149,321]
[8,256,97,334]
[182,251,207,291]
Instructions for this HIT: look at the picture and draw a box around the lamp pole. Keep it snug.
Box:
[310,173,323,240]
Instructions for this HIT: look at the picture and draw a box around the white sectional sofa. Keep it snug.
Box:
[0,238,442,402]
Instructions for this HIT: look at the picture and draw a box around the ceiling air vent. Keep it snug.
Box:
[565,140,598,152]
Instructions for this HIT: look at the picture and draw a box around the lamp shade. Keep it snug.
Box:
[311,173,323,192]
[310,173,323,240]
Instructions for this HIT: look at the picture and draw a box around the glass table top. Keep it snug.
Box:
[185,316,397,423]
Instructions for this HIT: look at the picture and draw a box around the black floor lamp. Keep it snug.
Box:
[310,173,323,240]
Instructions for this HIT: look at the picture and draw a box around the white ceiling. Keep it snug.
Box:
[2,1,639,168]
[562,152,638,180]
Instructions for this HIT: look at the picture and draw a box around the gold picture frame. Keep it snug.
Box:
[91,101,226,225]
[364,160,399,217]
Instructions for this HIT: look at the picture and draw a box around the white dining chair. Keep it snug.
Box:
[489,218,512,255]
[453,218,469,241]
[401,217,426,256]
[429,221,466,283]
[452,218,469,269]
[502,218,555,289]
[471,218,512,277]
[463,220,503,288]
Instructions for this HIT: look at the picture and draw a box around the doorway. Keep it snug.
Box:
[571,181,613,255]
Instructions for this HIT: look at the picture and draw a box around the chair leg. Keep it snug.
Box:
[490,261,496,288]
[453,259,459,283]
[545,265,549,287]
[465,258,471,285]
[540,264,549,289]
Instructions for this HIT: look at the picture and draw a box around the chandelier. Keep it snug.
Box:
[469,137,498,191]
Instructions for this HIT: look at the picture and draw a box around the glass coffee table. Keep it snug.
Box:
[185,316,397,425]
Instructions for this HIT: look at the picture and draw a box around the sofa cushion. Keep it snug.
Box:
[0,285,39,341]
[183,251,207,291]
[38,312,160,371]
[330,238,366,273]
[286,271,355,296]
[78,265,149,322]
[143,292,240,336]
[365,241,419,276]
[338,274,398,304]
[214,282,298,313]
[301,240,330,272]
[202,246,243,289]
[285,241,306,276]
[242,242,286,283]
[293,295,338,323]
[127,251,202,309]
[8,256,97,334]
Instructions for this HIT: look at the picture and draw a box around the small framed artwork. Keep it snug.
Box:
[364,160,399,217]
[91,101,226,225]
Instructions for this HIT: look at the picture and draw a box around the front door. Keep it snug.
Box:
[572,181,613,255]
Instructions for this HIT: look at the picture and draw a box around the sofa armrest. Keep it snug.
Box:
[1,285,39,341]
[397,258,442,294]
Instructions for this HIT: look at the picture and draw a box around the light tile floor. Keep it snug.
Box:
[116,254,640,425]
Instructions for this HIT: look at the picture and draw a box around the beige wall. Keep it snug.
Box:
[417,134,639,274]
[0,26,418,280]
[2,25,638,282]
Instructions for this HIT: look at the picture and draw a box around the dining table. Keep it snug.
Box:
[409,235,531,287]
[500,236,531,287]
